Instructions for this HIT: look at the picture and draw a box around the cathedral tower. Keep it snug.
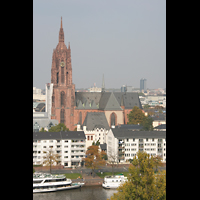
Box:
[51,17,75,130]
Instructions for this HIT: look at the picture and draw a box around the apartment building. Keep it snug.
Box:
[107,128,166,163]
[33,131,86,168]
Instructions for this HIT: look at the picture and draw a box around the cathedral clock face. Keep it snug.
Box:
[60,62,65,67]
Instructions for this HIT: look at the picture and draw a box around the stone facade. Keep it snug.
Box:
[51,17,75,130]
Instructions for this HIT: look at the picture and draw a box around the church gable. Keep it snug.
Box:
[82,112,110,130]
[99,92,122,111]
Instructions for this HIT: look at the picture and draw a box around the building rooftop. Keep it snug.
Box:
[33,131,86,140]
[82,112,110,130]
[112,129,166,139]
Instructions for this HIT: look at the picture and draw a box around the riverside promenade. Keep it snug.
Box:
[72,172,103,186]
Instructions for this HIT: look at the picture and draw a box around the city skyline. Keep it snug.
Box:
[33,0,166,90]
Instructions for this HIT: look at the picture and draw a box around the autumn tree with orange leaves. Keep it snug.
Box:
[83,145,106,177]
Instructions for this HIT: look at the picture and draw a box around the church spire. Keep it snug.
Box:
[59,17,64,43]
[102,74,105,92]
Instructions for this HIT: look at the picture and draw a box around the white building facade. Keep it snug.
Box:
[33,131,86,168]
[107,129,166,163]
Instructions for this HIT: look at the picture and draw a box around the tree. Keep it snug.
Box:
[92,140,100,146]
[127,106,145,125]
[83,145,106,177]
[107,154,119,176]
[127,106,153,131]
[140,116,153,131]
[109,151,166,200]
[43,147,60,174]
[48,123,69,132]
[152,155,162,172]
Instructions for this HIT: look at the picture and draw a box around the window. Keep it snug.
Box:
[146,138,148,142]
[133,138,135,141]
[57,72,59,84]
[152,138,154,142]
[60,91,65,107]
[127,139,129,142]
[110,113,116,126]
[87,136,90,140]
[61,67,64,84]
[91,136,93,140]
[60,109,65,124]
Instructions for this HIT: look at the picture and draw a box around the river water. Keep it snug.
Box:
[33,186,117,200]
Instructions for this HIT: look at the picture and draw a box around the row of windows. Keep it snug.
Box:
[125,138,166,142]
[33,140,85,143]
[33,140,69,143]
[87,136,93,140]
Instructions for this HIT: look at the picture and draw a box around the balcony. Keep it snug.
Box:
[71,151,85,155]
[71,157,81,161]
[71,146,85,150]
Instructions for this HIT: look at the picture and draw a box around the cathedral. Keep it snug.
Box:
[51,18,142,131]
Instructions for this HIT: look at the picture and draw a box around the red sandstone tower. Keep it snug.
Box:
[51,17,75,130]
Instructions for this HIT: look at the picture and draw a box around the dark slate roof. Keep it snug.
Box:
[90,100,98,109]
[82,112,110,130]
[75,91,142,110]
[113,92,142,109]
[76,100,84,109]
[84,100,91,109]
[99,92,122,110]
[154,124,166,130]
[112,129,166,139]
[100,143,107,151]
[33,131,86,140]
[115,124,144,130]
[150,114,166,121]
[75,92,101,106]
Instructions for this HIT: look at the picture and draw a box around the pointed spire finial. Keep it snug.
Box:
[102,74,105,92]
[61,16,62,28]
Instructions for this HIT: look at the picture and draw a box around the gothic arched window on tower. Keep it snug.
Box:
[66,72,68,85]
[60,109,65,124]
[60,91,65,107]
[57,72,59,84]
[61,65,64,84]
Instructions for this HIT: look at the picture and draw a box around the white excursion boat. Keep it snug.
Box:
[33,172,84,193]
[102,174,128,189]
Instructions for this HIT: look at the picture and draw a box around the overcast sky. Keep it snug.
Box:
[33,0,166,90]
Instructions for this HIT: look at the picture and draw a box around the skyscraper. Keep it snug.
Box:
[140,78,147,92]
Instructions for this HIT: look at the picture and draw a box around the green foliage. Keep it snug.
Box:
[127,106,153,131]
[33,168,35,174]
[108,151,166,200]
[140,116,153,131]
[48,123,69,132]
[92,140,100,146]
[62,173,82,179]
[127,106,145,125]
